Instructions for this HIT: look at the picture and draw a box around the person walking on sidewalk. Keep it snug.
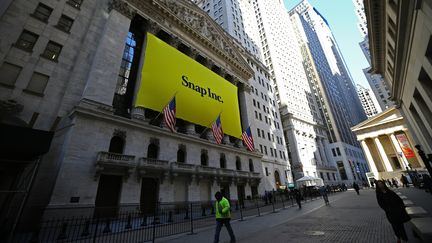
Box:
[319,186,329,205]
[213,191,236,243]
[376,180,411,243]
[294,189,302,209]
[353,182,360,195]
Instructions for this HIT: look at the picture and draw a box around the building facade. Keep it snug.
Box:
[0,0,273,232]
[354,0,394,111]
[357,84,382,117]
[364,0,432,160]
[289,0,370,184]
[194,0,293,191]
[352,107,427,184]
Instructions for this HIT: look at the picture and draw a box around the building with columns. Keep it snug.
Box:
[364,0,432,161]
[352,107,426,183]
[0,0,277,232]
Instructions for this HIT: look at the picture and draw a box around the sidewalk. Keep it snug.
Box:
[157,190,422,243]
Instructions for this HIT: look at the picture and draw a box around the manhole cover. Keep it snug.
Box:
[304,231,325,236]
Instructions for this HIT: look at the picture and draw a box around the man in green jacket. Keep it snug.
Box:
[214,191,236,243]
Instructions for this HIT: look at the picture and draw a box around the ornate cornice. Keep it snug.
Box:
[109,0,136,19]
[126,0,253,82]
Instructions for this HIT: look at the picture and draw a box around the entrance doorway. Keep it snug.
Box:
[140,178,159,215]
[94,175,122,218]
[391,156,402,169]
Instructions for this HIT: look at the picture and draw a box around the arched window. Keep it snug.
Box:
[249,159,254,172]
[177,145,186,163]
[220,154,226,169]
[236,156,241,170]
[109,136,124,154]
[201,150,208,166]
[147,143,158,159]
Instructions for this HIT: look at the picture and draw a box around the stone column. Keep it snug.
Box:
[360,140,380,179]
[388,133,409,169]
[318,138,328,165]
[314,138,323,165]
[131,22,160,120]
[373,137,394,172]
[82,5,133,106]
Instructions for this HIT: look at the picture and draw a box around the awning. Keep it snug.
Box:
[0,124,54,161]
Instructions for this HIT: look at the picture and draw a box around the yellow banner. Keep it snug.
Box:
[135,33,242,138]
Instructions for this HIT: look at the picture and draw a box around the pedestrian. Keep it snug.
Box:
[319,186,329,205]
[387,179,394,188]
[422,174,432,194]
[294,189,302,209]
[376,180,410,243]
[370,180,375,188]
[400,174,409,188]
[268,190,273,203]
[263,191,268,205]
[213,191,236,243]
[353,182,360,195]
[392,178,399,188]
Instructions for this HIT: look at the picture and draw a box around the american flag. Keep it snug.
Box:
[163,97,176,132]
[211,115,224,144]
[242,126,254,151]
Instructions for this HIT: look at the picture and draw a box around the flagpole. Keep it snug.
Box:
[149,92,178,125]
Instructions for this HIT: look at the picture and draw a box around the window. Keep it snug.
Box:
[108,136,124,154]
[257,128,260,137]
[249,159,254,172]
[336,147,341,156]
[201,150,208,166]
[0,62,22,87]
[25,72,49,95]
[31,3,53,22]
[331,148,336,157]
[220,154,226,168]
[236,157,241,170]
[67,0,83,9]
[41,41,62,61]
[147,143,158,159]
[15,30,39,52]
[56,15,74,33]
[265,167,269,176]
[177,145,186,163]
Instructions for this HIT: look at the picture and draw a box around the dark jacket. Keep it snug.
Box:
[376,190,410,224]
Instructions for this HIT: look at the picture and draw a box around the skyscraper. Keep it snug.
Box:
[356,84,382,117]
[290,0,369,183]
[353,0,394,111]
[196,0,341,183]
[195,0,293,190]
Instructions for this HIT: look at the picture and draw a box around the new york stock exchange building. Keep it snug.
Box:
[0,0,293,238]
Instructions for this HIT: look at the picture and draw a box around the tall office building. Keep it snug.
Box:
[196,0,342,183]
[195,0,293,191]
[354,0,393,111]
[356,84,382,117]
[290,0,369,184]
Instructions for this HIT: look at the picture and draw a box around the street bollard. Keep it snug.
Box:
[189,203,196,235]
[239,204,244,221]
[184,205,190,219]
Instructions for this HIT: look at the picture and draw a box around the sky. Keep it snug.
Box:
[283,0,370,89]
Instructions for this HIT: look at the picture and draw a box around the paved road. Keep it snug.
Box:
[158,189,425,243]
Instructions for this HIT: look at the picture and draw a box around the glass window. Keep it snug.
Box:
[15,30,39,52]
[116,32,137,95]
[25,72,49,95]
[31,3,53,22]
[0,62,22,87]
[56,15,74,33]
[41,41,62,61]
[67,0,83,9]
